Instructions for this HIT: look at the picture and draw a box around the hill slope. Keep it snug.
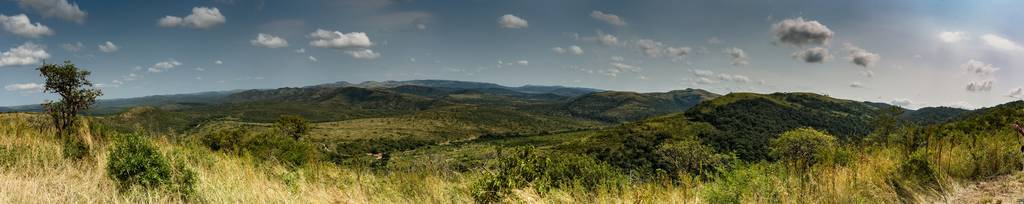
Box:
[565,89,719,122]
[685,92,894,160]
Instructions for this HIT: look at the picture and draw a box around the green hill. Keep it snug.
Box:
[685,92,893,160]
[565,89,719,122]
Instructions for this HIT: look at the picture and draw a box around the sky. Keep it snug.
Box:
[1,0,1023,109]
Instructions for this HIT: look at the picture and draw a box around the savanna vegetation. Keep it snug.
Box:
[2,62,1023,203]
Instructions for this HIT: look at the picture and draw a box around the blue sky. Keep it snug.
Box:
[1,0,1023,109]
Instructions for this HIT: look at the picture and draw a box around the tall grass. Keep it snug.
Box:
[1,113,1020,203]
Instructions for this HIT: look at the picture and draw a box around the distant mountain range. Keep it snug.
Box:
[1,79,980,132]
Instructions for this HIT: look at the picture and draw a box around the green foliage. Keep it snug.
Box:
[38,61,102,159]
[769,127,838,168]
[200,128,316,167]
[274,115,310,140]
[471,147,624,203]
[106,134,172,191]
[586,114,730,178]
[687,92,880,160]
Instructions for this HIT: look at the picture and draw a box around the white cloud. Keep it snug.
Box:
[497,14,528,29]
[416,23,427,30]
[723,47,749,66]
[962,59,998,75]
[717,73,751,83]
[938,31,968,43]
[4,82,42,92]
[251,33,289,48]
[346,49,380,59]
[516,60,529,66]
[772,17,834,46]
[792,47,831,63]
[294,48,305,53]
[891,99,913,108]
[636,39,664,57]
[1009,88,1024,99]
[0,42,49,67]
[843,43,880,67]
[980,34,1022,51]
[590,10,626,26]
[707,37,722,45]
[610,56,624,62]
[17,0,87,24]
[696,77,718,84]
[308,29,373,48]
[691,69,715,78]
[194,67,204,71]
[610,62,639,72]
[98,41,118,53]
[214,60,223,64]
[158,7,226,29]
[597,31,619,46]
[568,45,584,55]
[61,42,82,52]
[158,16,182,27]
[0,14,54,38]
[148,59,182,73]
[308,56,318,62]
[553,45,583,55]
[966,80,994,92]
[849,82,864,88]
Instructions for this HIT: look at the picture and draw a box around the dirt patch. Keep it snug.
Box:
[933,173,1024,204]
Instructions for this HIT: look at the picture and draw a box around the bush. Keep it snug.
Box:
[107,134,172,191]
[471,147,624,203]
[656,139,734,177]
[200,128,316,167]
[769,127,838,169]
[107,133,198,199]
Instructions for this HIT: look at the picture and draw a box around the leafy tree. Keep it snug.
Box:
[38,61,102,158]
[274,115,310,140]
[770,127,838,169]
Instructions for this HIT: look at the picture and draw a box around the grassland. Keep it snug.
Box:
[2,102,1022,203]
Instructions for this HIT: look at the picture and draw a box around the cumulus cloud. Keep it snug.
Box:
[98,41,118,53]
[516,60,529,66]
[891,99,913,108]
[214,60,223,65]
[158,7,226,29]
[634,39,690,59]
[4,82,42,92]
[962,59,998,75]
[346,49,380,59]
[308,56,318,62]
[568,45,584,55]
[717,73,751,83]
[0,14,54,38]
[690,69,752,84]
[966,80,994,92]
[980,34,1022,51]
[597,31,619,46]
[251,33,289,48]
[792,47,831,63]
[939,31,968,43]
[723,47,749,66]
[843,43,879,67]
[61,42,82,52]
[308,29,373,48]
[294,48,305,53]
[1009,88,1024,99]
[552,45,584,55]
[497,14,528,29]
[122,73,140,81]
[590,10,626,26]
[0,42,49,67]
[17,0,87,24]
[772,17,834,46]
[148,59,182,73]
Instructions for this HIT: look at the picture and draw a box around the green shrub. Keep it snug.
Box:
[107,134,199,199]
[656,139,734,177]
[770,127,838,169]
[200,128,316,167]
[471,147,624,203]
[107,134,173,191]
